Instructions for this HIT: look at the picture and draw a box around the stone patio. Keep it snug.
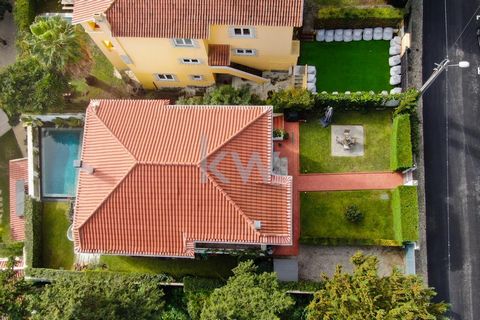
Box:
[331,125,364,157]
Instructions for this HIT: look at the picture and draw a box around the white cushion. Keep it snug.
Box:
[334,29,344,42]
[389,74,401,86]
[389,55,401,66]
[353,29,363,41]
[343,29,353,42]
[316,29,325,42]
[390,65,402,76]
[363,28,373,41]
[373,27,383,40]
[307,66,316,75]
[389,45,401,55]
[325,30,334,42]
[390,87,402,94]
[390,36,401,46]
[383,27,393,40]
[307,74,316,83]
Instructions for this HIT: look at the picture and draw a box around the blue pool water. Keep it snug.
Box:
[41,128,82,198]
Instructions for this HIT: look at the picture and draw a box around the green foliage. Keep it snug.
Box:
[344,205,364,224]
[273,128,289,139]
[177,85,264,106]
[392,186,419,243]
[23,16,83,72]
[28,272,167,320]
[0,58,69,118]
[395,89,420,155]
[183,277,224,293]
[0,241,23,257]
[0,0,12,20]
[24,196,43,268]
[390,114,413,171]
[200,260,294,320]
[0,258,31,319]
[315,91,399,111]
[161,308,190,320]
[13,0,35,31]
[268,88,316,113]
[278,281,324,293]
[316,6,404,29]
[306,252,448,319]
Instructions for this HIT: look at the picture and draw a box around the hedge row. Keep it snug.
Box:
[392,186,419,243]
[394,89,420,155]
[183,276,224,293]
[390,114,413,171]
[315,91,401,110]
[13,0,35,32]
[299,237,401,247]
[315,6,405,29]
[0,241,24,257]
[24,196,43,268]
[279,280,324,293]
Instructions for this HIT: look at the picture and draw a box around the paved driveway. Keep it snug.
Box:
[0,6,17,69]
[298,244,405,281]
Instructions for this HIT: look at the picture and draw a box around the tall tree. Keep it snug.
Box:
[0,58,68,118]
[200,260,294,320]
[0,257,31,319]
[23,16,83,72]
[306,252,449,320]
[28,273,166,320]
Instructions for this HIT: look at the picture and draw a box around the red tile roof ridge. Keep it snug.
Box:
[199,106,272,165]
[9,158,28,162]
[172,104,272,110]
[76,161,137,231]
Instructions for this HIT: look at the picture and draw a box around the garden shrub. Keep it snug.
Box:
[24,196,43,268]
[390,114,413,171]
[392,186,419,243]
[315,6,405,29]
[183,276,224,293]
[0,241,24,257]
[279,281,324,293]
[268,88,315,113]
[344,205,364,224]
[299,237,401,247]
[315,91,401,111]
[177,85,264,106]
[395,89,420,155]
[13,0,35,32]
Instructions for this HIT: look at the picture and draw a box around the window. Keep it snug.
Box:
[234,48,256,56]
[231,27,255,38]
[191,75,203,81]
[155,74,176,81]
[181,58,201,64]
[173,38,195,47]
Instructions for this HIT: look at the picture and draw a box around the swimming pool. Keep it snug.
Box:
[41,128,82,198]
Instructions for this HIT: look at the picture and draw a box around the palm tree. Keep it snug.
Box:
[23,16,83,72]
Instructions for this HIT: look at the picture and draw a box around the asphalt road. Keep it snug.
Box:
[423,0,480,319]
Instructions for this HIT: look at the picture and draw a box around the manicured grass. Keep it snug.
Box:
[0,130,22,242]
[100,255,239,280]
[300,190,395,242]
[41,202,74,270]
[300,110,393,173]
[298,41,392,92]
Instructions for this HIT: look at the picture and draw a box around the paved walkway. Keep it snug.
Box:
[0,5,17,69]
[273,121,404,257]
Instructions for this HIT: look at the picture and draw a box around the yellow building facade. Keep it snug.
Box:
[74,0,303,89]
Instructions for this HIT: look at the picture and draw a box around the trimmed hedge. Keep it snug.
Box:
[392,186,419,242]
[24,196,43,268]
[13,0,35,32]
[299,237,401,247]
[315,6,405,29]
[280,281,324,293]
[390,114,413,171]
[315,91,401,111]
[394,89,420,155]
[183,276,224,293]
[0,241,24,256]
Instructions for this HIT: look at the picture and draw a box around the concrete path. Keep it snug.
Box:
[12,124,26,157]
[0,110,10,137]
[0,5,17,69]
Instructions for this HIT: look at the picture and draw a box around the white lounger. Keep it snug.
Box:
[389,55,401,66]
[343,29,353,42]
[383,27,393,40]
[325,30,334,42]
[363,28,373,41]
[316,29,325,42]
[390,65,402,76]
[389,44,401,55]
[373,27,383,40]
[334,29,344,42]
[390,74,401,86]
[353,29,363,41]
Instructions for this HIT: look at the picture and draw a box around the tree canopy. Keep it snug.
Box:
[28,273,166,320]
[0,258,31,319]
[267,88,315,112]
[177,85,264,106]
[306,252,449,320]
[200,260,294,320]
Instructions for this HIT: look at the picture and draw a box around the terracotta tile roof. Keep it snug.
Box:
[9,159,27,241]
[0,257,25,277]
[208,45,231,67]
[74,100,292,257]
[73,0,304,38]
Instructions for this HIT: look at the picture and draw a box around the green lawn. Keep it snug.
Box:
[300,110,393,173]
[298,41,392,92]
[100,255,239,280]
[0,130,22,242]
[300,190,395,243]
[41,202,74,270]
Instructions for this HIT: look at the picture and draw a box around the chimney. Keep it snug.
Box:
[254,220,262,230]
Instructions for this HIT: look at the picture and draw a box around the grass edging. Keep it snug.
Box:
[390,114,413,171]
[392,186,419,242]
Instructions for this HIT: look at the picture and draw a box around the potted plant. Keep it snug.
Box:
[273,129,289,141]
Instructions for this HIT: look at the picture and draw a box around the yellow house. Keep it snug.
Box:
[72,0,303,89]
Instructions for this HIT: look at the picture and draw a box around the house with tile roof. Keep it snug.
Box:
[73,100,292,258]
[72,0,303,89]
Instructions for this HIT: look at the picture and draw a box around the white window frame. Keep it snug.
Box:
[234,48,257,56]
[230,27,255,38]
[173,38,195,47]
[181,58,201,65]
[154,73,176,81]
[191,75,204,81]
